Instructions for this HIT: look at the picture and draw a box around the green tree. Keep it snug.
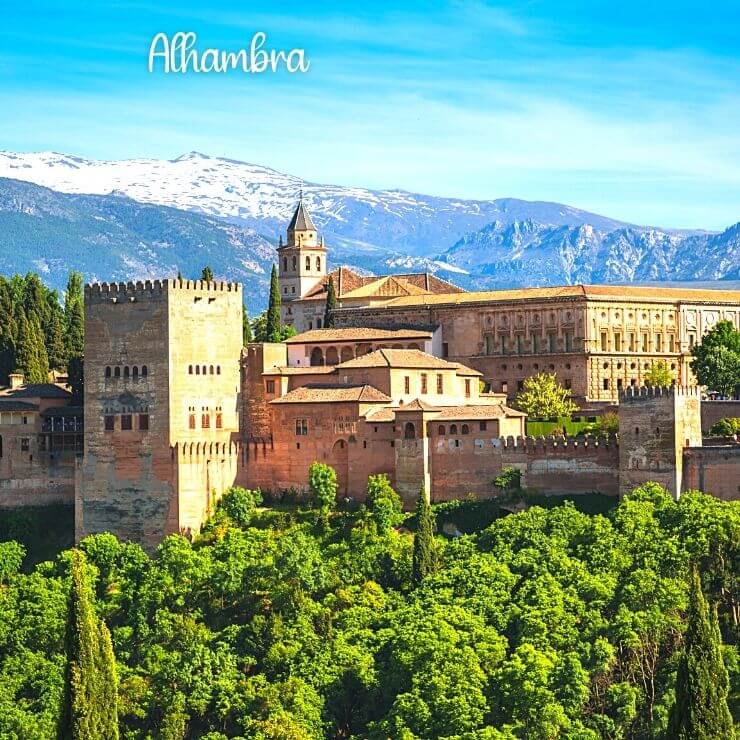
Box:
[515,372,578,419]
[265,264,282,343]
[68,356,84,404]
[643,359,674,387]
[323,276,337,329]
[15,311,48,383]
[667,566,733,739]
[201,266,214,282]
[308,462,337,515]
[595,411,620,435]
[218,487,263,528]
[412,487,435,585]
[366,474,403,534]
[243,305,253,344]
[58,550,119,739]
[709,417,740,436]
[691,319,740,397]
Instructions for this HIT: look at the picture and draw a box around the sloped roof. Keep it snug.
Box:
[0,383,71,400]
[340,275,430,300]
[0,400,38,412]
[284,327,433,344]
[287,198,316,232]
[263,365,335,376]
[270,383,391,404]
[396,399,438,412]
[337,348,455,370]
[434,404,526,419]
[365,284,740,308]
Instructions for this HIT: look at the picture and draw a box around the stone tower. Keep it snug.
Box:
[618,386,702,498]
[277,195,327,314]
[76,279,243,550]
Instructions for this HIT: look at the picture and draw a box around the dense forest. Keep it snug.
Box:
[0,271,84,391]
[0,481,737,739]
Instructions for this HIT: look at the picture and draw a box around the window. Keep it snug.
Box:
[404,376,410,394]
[613,333,621,352]
[305,256,311,270]
[216,366,221,375]
[501,335,508,354]
[600,332,608,351]
[104,415,115,431]
[617,378,623,390]
[564,378,572,390]
[641,333,649,352]
[442,342,449,357]
[461,424,469,435]
[548,333,557,352]
[404,422,416,439]
[291,286,295,294]
[317,318,322,328]
[517,380,524,392]
[142,366,148,377]
[316,257,321,271]
[654,334,662,352]
[484,334,493,355]
[564,331,573,352]
[266,380,275,394]
[114,366,121,378]
[516,335,524,354]
[202,365,207,375]
[196,365,200,375]
[688,333,696,348]
[464,379,471,397]
[437,374,443,394]
[532,333,540,352]
[603,378,610,390]
[292,256,297,270]
[283,257,288,271]
[438,425,445,435]
[421,374,428,394]
[295,419,308,436]
[480,421,487,431]
[189,414,196,430]
[121,414,133,431]
[105,366,111,378]
[450,424,458,434]
[629,333,636,352]
[132,366,139,379]
[668,335,675,352]
[21,437,29,452]
[124,366,130,378]
[216,413,223,429]
[201,413,210,429]
[138,414,149,431]
[501,381,508,394]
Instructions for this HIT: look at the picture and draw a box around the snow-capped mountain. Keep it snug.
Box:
[0,150,639,258]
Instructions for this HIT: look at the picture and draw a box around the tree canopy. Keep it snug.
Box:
[643,359,674,387]
[690,319,740,397]
[515,372,578,419]
[323,276,337,329]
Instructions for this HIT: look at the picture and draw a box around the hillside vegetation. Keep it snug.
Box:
[0,483,737,739]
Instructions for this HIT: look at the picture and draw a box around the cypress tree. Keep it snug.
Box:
[201,266,214,282]
[323,276,337,328]
[59,550,119,739]
[46,301,67,370]
[265,264,282,342]
[243,304,253,344]
[29,314,50,382]
[64,272,85,360]
[668,566,733,739]
[15,312,39,381]
[412,486,436,585]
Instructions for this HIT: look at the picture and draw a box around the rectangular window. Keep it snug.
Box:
[464,379,471,397]
[436,374,443,394]
[216,413,223,429]
[501,381,508,394]
[641,333,649,352]
[21,437,29,452]
[613,333,621,352]
[532,333,540,353]
[600,332,608,352]
[484,334,493,355]
[501,335,508,354]
[617,378,623,390]
[517,380,524,392]
[404,376,410,394]
[516,335,524,354]
[564,331,573,352]
[629,333,636,352]
[202,413,211,429]
[121,414,132,431]
[266,380,275,394]
[189,414,196,430]
[564,378,572,389]
[480,421,487,431]
[548,333,557,352]
[295,419,308,436]
[442,342,449,357]
[104,415,115,432]
[421,373,428,394]
[138,414,149,431]
[654,334,662,352]
[668,335,675,352]
[603,378,610,390]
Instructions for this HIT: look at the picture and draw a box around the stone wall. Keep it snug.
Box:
[701,400,740,433]
[683,445,740,501]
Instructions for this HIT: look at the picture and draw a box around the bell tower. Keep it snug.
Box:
[277,194,327,307]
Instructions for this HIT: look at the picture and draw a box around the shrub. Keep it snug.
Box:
[308,462,338,514]
[219,487,263,528]
[709,417,740,436]
[366,474,403,533]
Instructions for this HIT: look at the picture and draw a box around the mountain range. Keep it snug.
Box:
[0,150,737,308]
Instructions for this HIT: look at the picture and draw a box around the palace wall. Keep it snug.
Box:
[700,400,740,433]
[683,446,740,501]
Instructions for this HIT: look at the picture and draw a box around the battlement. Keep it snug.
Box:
[85,278,242,303]
[619,385,700,402]
[487,433,618,453]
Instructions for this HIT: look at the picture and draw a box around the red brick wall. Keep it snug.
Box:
[683,446,740,501]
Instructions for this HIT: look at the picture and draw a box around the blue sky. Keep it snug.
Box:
[1,1,739,229]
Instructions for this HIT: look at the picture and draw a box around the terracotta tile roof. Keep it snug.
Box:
[340,276,430,299]
[453,363,483,377]
[337,348,455,370]
[0,400,39,412]
[434,404,526,419]
[396,399,439,412]
[0,383,71,399]
[270,383,392,404]
[284,327,433,344]
[364,407,396,421]
[263,365,335,376]
[367,284,740,308]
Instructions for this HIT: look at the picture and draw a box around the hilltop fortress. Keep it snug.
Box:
[1,199,738,549]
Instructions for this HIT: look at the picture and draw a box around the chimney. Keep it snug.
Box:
[9,372,24,389]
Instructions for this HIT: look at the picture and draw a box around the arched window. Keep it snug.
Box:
[283,257,288,272]
[216,366,221,375]
[450,424,458,435]
[316,256,321,271]
[132,366,139,379]
[105,366,111,378]
[202,365,207,375]
[123,366,130,378]
[141,366,148,377]
[404,422,416,439]
[114,367,120,378]
[325,347,339,366]
[292,256,297,270]
[305,256,311,271]
[635,427,640,436]
[438,425,445,436]
[196,366,200,375]
[310,347,324,366]
[188,365,193,374]
[461,424,469,435]
[209,365,214,375]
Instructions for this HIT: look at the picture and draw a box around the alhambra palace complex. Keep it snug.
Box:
[1,200,739,549]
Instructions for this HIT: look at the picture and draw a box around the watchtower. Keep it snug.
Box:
[76,279,243,549]
[618,385,702,498]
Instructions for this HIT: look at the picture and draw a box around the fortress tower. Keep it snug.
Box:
[76,279,243,549]
[277,195,327,317]
[618,386,702,498]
